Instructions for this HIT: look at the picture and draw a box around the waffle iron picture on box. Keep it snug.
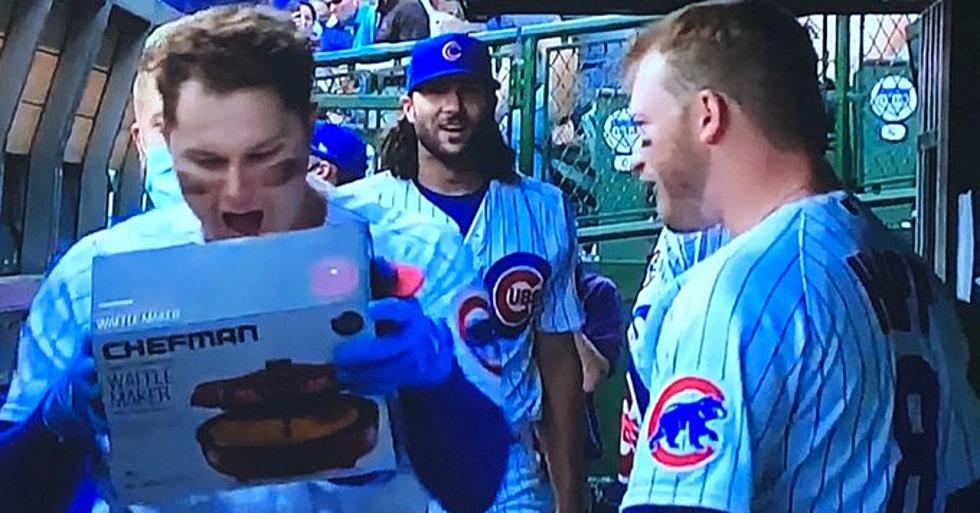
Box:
[191,359,379,481]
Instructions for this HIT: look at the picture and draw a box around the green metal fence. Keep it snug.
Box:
[313,13,919,242]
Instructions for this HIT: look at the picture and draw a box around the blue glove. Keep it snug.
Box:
[334,298,454,395]
[40,355,107,440]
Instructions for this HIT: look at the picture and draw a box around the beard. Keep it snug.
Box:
[415,117,494,170]
[655,128,714,231]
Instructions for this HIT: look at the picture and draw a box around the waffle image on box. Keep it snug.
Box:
[91,221,395,506]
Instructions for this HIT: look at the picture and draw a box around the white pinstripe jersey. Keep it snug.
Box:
[621,191,980,513]
[619,225,730,483]
[342,171,585,428]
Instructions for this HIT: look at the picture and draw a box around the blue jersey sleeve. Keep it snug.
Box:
[0,238,95,424]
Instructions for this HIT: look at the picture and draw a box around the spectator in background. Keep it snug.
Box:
[311,0,330,20]
[574,265,624,460]
[291,2,320,49]
[375,0,429,43]
[323,0,377,50]
[308,121,368,186]
[423,0,484,37]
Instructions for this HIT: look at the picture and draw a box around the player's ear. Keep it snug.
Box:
[401,94,416,125]
[131,122,146,166]
[695,89,728,146]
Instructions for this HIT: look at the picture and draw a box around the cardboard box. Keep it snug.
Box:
[91,222,395,505]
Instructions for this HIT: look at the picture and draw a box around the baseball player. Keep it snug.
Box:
[619,2,980,512]
[0,7,509,513]
[308,120,368,186]
[618,225,729,485]
[131,17,188,210]
[342,33,586,513]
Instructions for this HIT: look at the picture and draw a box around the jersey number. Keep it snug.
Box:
[887,355,939,513]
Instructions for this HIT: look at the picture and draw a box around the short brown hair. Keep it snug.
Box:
[155,5,314,127]
[139,17,192,76]
[626,0,827,158]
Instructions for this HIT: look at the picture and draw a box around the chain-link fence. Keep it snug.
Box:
[542,33,649,230]
[855,14,919,191]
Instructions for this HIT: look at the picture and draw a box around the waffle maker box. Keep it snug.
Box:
[91,221,395,505]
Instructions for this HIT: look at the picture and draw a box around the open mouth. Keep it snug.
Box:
[222,211,264,236]
[441,127,465,138]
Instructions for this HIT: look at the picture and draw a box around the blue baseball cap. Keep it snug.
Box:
[310,121,368,183]
[407,33,499,93]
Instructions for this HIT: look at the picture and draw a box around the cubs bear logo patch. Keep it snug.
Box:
[647,376,728,470]
[483,253,551,338]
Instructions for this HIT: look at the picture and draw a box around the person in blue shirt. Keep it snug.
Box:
[320,0,377,51]
[574,266,624,462]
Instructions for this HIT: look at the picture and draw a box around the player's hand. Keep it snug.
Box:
[574,333,610,394]
[334,297,454,395]
[41,355,107,441]
[290,9,304,30]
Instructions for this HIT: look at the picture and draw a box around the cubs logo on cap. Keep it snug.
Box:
[442,40,463,62]
[647,376,728,470]
[483,253,551,338]
[455,289,501,374]
[407,33,500,93]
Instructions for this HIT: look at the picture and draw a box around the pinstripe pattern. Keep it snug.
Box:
[342,171,585,512]
[621,191,980,513]
[1,186,478,513]
[343,172,584,427]
[619,227,730,483]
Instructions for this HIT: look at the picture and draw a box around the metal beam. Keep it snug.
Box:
[460,0,930,18]
[78,19,149,237]
[518,34,538,176]
[0,0,55,239]
[113,142,144,220]
[834,15,854,187]
[944,0,980,288]
[20,0,112,274]
[314,15,652,66]
[312,94,401,110]
[112,0,182,26]
[574,187,916,244]
[577,219,661,243]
